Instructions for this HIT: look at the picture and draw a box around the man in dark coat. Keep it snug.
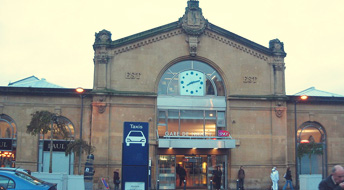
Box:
[319,165,344,190]
[178,165,186,186]
[238,166,245,190]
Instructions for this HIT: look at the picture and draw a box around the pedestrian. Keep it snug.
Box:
[270,167,279,190]
[213,166,222,190]
[113,169,120,190]
[319,165,344,190]
[282,167,294,190]
[178,165,186,186]
[238,166,245,190]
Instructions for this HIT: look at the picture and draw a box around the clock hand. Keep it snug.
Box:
[187,80,200,86]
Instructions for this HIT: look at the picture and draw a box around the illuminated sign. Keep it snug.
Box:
[164,131,213,137]
[218,130,230,137]
[0,139,12,151]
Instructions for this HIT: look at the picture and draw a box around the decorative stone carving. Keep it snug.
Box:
[93,96,107,114]
[179,0,208,56]
[94,51,110,64]
[186,36,199,57]
[269,39,286,57]
[274,106,285,118]
[273,62,285,71]
[94,30,112,48]
[179,0,208,36]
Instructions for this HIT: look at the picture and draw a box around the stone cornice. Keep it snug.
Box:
[113,29,183,55]
[207,22,272,56]
[91,89,157,97]
[204,31,269,61]
[228,95,288,101]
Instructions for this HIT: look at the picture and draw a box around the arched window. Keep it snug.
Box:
[0,114,16,139]
[40,116,75,140]
[158,60,225,96]
[157,60,227,138]
[0,114,17,168]
[297,121,327,176]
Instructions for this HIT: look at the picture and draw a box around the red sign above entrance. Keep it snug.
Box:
[218,130,230,137]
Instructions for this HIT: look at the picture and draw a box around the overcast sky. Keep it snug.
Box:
[1,0,343,95]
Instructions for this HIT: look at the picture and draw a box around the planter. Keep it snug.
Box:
[299,174,322,190]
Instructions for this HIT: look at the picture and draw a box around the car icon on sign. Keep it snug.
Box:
[125,130,146,146]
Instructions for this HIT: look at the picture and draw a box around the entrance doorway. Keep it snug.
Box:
[157,154,226,189]
[176,155,207,188]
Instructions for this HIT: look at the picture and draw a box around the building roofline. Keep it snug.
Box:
[8,75,39,86]
[207,22,272,55]
[94,21,273,56]
[0,87,92,97]
[287,95,344,104]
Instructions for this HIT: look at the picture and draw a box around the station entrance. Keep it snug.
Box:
[157,154,227,189]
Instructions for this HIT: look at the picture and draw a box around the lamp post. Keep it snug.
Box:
[294,95,308,189]
[76,87,85,175]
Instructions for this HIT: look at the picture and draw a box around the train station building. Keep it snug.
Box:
[1,1,344,189]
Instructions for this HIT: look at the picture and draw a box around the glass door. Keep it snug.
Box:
[158,154,226,189]
[158,155,176,189]
[176,155,208,189]
[207,155,227,190]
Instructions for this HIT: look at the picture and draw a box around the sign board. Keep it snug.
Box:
[218,130,230,137]
[122,122,149,190]
[101,178,110,189]
[125,182,145,190]
[122,166,148,190]
[122,122,149,166]
[0,139,13,151]
[43,140,70,152]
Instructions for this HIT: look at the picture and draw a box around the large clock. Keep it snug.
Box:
[179,70,205,96]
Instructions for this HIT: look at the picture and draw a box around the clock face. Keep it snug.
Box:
[179,70,205,96]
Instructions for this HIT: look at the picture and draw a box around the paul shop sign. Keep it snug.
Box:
[43,140,70,152]
[0,139,13,151]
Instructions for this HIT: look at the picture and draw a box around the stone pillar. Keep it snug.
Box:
[93,30,112,90]
[269,39,287,96]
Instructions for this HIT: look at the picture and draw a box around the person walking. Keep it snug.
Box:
[213,166,223,190]
[238,166,245,190]
[282,167,294,190]
[113,169,120,190]
[178,165,186,186]
[319,165,344,190]
[271,167,279,190]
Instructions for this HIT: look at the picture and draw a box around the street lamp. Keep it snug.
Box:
[294,95,308,189]
[76,87,85,174]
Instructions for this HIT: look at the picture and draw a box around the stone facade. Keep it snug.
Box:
[0,1,344,190]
